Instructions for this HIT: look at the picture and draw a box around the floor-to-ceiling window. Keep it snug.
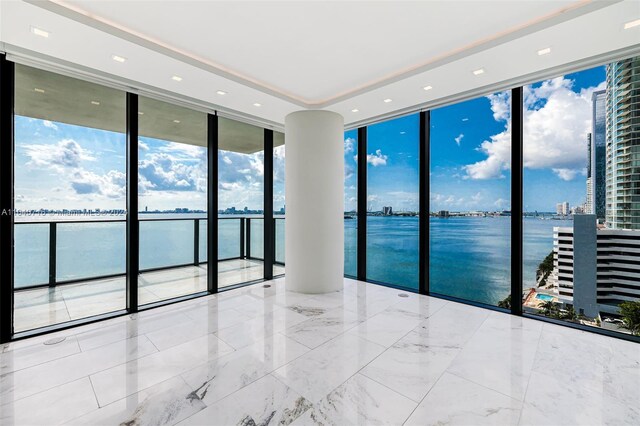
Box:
[366,114,419,289]
[137,96,208,305]
[430,92,511,306]
[344,129,358,278]
[218,117,265,288]
[138,97,207,305]
[273,132,285,274]
[522,57,640,337]
[13,64,127,332]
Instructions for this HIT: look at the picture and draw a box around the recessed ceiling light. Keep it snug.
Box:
[34,88,45,93]
[138,112,144,115]
[537,47,552,56]
[91,101,100,105]
[473,68,485,76]
[423,85,433,91]
[30,26,49,38]
[172,76,183,82]
[216,90,227,95]
[173,119,181,123]
[253,103,262,107]
[111,55,126,63]
[624,19,640,29]
[351,108,359,113]
[383,98,392,103]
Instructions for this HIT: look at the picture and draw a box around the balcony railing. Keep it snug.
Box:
[14,216,285,289]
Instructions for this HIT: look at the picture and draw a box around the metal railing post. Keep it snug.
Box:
[49,222,57,286]
[194,219,200,266]
[240,218,245,258]
[245,218,251,259]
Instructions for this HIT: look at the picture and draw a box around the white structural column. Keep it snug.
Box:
[285,111,344,293]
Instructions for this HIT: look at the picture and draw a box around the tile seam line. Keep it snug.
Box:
[280,306,430,406]
[399,312,516,423]
[515,324,545,425]
[177,343,309,409]
[0,335,81,375]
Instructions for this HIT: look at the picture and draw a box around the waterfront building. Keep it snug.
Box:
[551,216,640,317]
[556,201,570,215]
[606,57,640,229]
[382,206,393,216]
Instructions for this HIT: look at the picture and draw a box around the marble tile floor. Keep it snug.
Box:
[13,259,285,333]
[0,277,637,425]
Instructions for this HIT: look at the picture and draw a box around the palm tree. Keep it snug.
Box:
[619,301,640,336]
[541,300,557,318]
[498,294,511,310]
[561,305,577,321]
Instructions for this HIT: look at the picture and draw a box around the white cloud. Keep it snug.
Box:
[274,145,285,184]
[366,149,388,167]
[42,120,58,130]
[139,141,150,151]
[24,139,95,172]
[552,167,584,181]
[344,137,356,153]
[463,77,604,180]
[70,169,126,198]
[139,149,207,193]
[454,133,464,146]
[462,128,511,180]
[223,156,232,164]
[494,198,510,209]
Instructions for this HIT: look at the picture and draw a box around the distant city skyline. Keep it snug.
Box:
[15,67,606,214]
[14,115,284,212]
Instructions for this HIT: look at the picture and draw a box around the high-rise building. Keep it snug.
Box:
[382,206,393,216]
[586,133,593,214]
[591,91,607,220]
[606,57,640,229]
[551,216,640,317]
[557,201,570,215]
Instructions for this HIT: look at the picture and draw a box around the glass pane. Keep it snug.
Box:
[274,133,285,271]
[199,220,207,263]
[13,64,126,332]
[430,92,511,306]
[250,218,264,260]
[275,218,285,264]
[366,115,419,289]
[57,222,125,281]
[138,96,207,305]
[344,129,358,277]
[219,218,241,260]
[523,57,640,336]
[218,117,264,288]
[139,220,194,270]
[14,224,49,288]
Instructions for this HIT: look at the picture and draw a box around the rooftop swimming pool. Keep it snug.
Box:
[536,293,555,302]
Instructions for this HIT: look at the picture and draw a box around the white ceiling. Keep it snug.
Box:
[1,0,639,129]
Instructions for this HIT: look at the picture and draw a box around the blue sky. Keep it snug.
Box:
[366,115,419,212]
[15,65,606,214]
[358,65,606,213]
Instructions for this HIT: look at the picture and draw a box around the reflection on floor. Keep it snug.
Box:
[1,277,637,425]
[13,259,285,332]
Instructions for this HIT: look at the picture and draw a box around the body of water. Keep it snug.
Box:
[15,214,570,305]
[344,216,571,306]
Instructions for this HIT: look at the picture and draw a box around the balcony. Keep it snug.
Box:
[13,217,285,332]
